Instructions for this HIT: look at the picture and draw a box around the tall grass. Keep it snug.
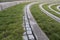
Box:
[0,3,28,40]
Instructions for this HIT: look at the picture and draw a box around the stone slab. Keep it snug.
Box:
[26,28,31,31]
[27,31,32,35]
[25,24,30,28]
[23,36,28,40]
[28,35,35,40]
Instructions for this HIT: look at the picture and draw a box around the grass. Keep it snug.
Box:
[30,4,60,40]
[51,4,60,12]
[0,3,28,40]
[43,4,60,18]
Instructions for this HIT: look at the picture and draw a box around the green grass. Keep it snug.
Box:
[51,5,60,12]
[0,3,28,40]
[30,4,60,40]
[43,4,60,18]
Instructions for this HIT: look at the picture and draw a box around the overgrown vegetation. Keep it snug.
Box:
[43,4,60,18]
[30,4,60,40]
[0,3,28,40]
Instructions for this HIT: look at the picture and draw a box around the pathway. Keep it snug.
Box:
[23,2,49,40]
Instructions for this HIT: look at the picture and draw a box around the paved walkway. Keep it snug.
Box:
[39,3,60,23]
[48,4,60,14]
[0,1,28,11]
[23,2,49,40]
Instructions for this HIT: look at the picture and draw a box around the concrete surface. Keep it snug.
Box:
[24,2,49,40]
[0,1,28,11]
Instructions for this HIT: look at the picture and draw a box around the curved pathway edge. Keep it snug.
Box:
[23,2,49,40]
[48,4,60,14]
[57,5,60,11]
[39,3,60,23]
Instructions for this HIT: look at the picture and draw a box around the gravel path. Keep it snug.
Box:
[23,2,49,40]
[39,3,60,23]
[48,4,60,14]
